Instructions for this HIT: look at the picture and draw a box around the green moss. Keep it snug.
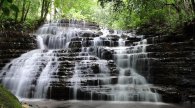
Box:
[0,85,22,108]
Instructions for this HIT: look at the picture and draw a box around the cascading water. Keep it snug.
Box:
[69,46,111,100]
[0,20,160,101]
[36,23,81,49]
[0,50,59,98]
[110,38,160,101]
[0,20,82,98]
[90,31,160,101]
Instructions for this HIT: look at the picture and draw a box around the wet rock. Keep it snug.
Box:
[108,29,114,34]
[121,34,128,39]
[153,86,182,103]
[0,31,36,69]
[101,49,113,60]
[79,31,99,38]
[59,19,69,23]
[82,39,93,47]
[188,95,195,103]
[71,37,82,41]
[47,86,71,100]
[1,20,194,103]
[91,64,100,73]
[127,37,141,43]
[96,31,103,36]
[140,31,195,103]
[107,35,120,41]
[69,41,82,48]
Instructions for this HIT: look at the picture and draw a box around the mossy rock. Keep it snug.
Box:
[0,85,22,108]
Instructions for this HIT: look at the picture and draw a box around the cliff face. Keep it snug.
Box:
[146,36,194,85]
[136,23,195,102]
[0,31,37,70]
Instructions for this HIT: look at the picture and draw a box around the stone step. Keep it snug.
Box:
[147,51,195,58]
[146,41,195,52]
[0,38,35,43]
[0,43,36,49]
[0,54,26,58]
[147,35,192,44]
[53,53,79,57]
[74,56,99,60]
[158,57,194,62]
[0,31,35,38]
[54,23,100,30]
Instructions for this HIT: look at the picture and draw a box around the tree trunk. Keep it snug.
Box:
[23,1,30,21]
[40,0,51,21]
[20,0,26,22]
[41,0,45,19]
[43,1,50,20]
[191,0,195,13]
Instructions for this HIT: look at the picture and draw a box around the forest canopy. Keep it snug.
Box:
[0,0,195,30]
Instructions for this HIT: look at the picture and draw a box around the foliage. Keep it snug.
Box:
[0,0,195,31]
[0,0,50,31]
[0,0,19,17]
[98,0,195,29]
[0,85,22,108]
[53,0,98,20]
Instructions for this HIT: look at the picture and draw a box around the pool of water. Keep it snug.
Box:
[20,99,195,108]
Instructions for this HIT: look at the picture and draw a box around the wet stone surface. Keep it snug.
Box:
[0,20,194,103]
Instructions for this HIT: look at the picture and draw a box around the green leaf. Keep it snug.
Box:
[2,7,10,16]
[10,4,19,12]
[6,0,13,3]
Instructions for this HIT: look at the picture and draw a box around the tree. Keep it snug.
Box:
[20,0,31,22]
[40,0,51,20]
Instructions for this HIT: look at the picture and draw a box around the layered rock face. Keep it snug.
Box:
[0,31,36,70]
[0,19,194,103]
[143,34,195,102]
[0,20,160,102]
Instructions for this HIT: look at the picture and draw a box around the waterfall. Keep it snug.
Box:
[110,39,160,101]
[36,23,81,49]
[0,50,59,98]
[0,20,161,101]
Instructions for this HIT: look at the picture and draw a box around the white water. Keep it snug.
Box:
[36,23,81,49]
[111,39,160,101]
[0,50,59,98]
[88,32,161,101]
[0,21,80,98]
[0,21,160,101]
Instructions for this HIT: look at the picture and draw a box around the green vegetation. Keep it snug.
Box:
[97,0,195,30]
[0,85,21,108]
[0,0,51,31]
[0,0,195,31]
